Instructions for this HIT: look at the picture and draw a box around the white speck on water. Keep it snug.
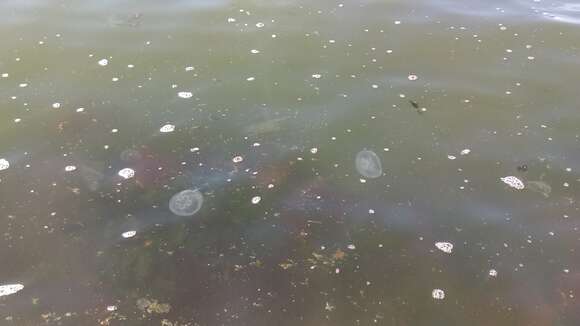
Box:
[435,242,453,253]
[185,66,195,71]
[0,159,9,171]
[312,74,322,79]
[432,289,445,300]
[190,147,200,152]
[98,59,108,66]
[19,83,28,88]
[177,91,193,99]
[127,64,134,68]
[14,118,21,123]
[256,22,265,28]
[489,269,498,277]
[408,74,418,81]
[460,149,471,155]
[250,49,260,54]
[76,107,85,112]
[501,176,525,190]
[112,77,119,82]
[106,305,117,312]
[227,17,236,23]
[1,73,8,78]
[394,20,401,24]
[447,155,456,160]
[121,230,136,238]
[251,196,261,204]
[0,284,24,297]
[347,244,356,250]
[368,209,375,214]
[64,165,76,172]
[232,155,244,163]
[310,147,318,154]
[159,124,175,133]
[118,168,135,179]
[52,102,61,109]
[246,77,255,81]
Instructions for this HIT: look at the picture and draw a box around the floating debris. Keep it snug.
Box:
[121,230,137,238]
[0,158,10,171]
[408,74,418,81]
[159,124,175,133]
[0,284,24,297]
[177,91,192,99]
[526,180,551,198]
[435,242,453,253]
[169,189,203,216]
[98,59,108,66]
[118,168,135,179]
[460,149,471,156]
[355,150,383,178]
[312,74,322,79]
[106,305,117,312]
[432,289,445,300]
[232,155,244,163]
[500,176,525,190]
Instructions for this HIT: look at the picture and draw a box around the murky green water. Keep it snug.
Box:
[2,0,580,325]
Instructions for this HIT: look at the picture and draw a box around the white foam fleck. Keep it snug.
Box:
[52,102,61,109]
[435,242,453,253]
[246,77,255,81]
[447,155,456,160]
[347,244,356,250]
[256,22,265,28]
[408,74,418,81]
[106,305,117,312]
[501,176,525,190]
[64,165,77,172]
[250,49,260,54]
[251,196,261,204]
[312,74,322,79]
[98,58,108,66]
[19,83,28,88]
[121,230,136,238]
[118,168,135,179]
[310,147,318,154]
[0,284,24,297]
[159,124,175,133]
[0,159,9,171]
[1,73,8,78]
[432,289,445,300]
[177,91,193,99]
[489,269,498,277]
[460,149,471,155]
[185,66,195,71]
[227,17,236,23]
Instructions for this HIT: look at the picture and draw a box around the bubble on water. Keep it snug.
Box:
[355,150,383,178]
[19,83,28,88]
[460,148,471,155]
[310,147,318,154]
[177,91,193,99]
[0,159,9,171]
[256,22,265,28]
[121,230,136,238]
[489,269,498,277]
[64,165,77,172]
[251,196,261,204]
[169,189,203,216]
[312,74,322,79]
[408,74,418,81]
[432,289,445,300]
[250,49,260,54]
[435,242,453,253]
[52,102,61,109]
[501,176,525,190]
[246,77,255,81]
[159,124,175,133]
[98,59,108,66]
[185,66,195,71]
[118,168,135,179]
[447,155,456,160]
[0,284,24,297]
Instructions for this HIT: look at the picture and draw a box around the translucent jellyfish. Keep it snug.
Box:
[169,189,203,216]
[500,176,525,190]
[355,150,383,178]
[435,242,453,253]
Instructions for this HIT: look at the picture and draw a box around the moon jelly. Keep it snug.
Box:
[169,189,203,216]
[355,150,382,178]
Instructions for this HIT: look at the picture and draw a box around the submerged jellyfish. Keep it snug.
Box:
[355,150,383,178]
[169,189,203,216]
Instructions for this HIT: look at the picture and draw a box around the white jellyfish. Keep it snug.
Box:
[0,284,24,297]
[355,150,383,178]
[169,189,203,216]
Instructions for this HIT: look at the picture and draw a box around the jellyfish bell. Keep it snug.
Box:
[355,150,383,178]
[169,189,203,216]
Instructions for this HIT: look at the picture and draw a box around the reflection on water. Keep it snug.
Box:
[1,0,580,325]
